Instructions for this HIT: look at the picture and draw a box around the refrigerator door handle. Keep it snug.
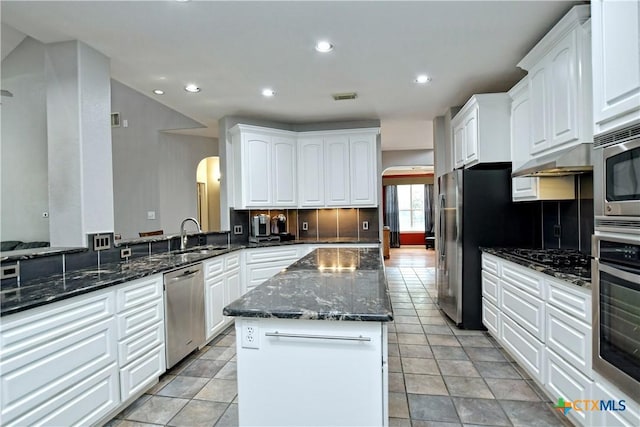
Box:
[439,194,445,260]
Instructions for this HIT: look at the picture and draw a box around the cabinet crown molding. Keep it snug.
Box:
[229,123,380,140]
[517,4,590,71]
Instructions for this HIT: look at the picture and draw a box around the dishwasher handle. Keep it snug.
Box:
[166,269,201,283]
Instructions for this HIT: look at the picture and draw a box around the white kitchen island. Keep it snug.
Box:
[224,247,393,427]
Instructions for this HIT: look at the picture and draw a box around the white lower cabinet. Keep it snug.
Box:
[0,291,120,426]
[500,314,545,383]
[482,253,640,426]
[545,304,591,377]
[481,298,500,336]
[591,372,640,427]
[0,275,166,426]
[500,280,545,341]
[545,348,592,427]
[204,252,242,341]
[115,276,165,404]
[244,246,302,294]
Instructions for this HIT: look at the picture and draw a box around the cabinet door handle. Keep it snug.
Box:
[265,331,371,342]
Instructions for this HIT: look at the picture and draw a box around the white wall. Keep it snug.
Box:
[0,37,49,242]
[158,133,216,235]
[45,40,113,247]
[111,80,216,238]
[381,149,434,171]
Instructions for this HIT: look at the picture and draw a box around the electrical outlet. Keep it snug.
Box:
[362,221,369,230]
[147,211,156,220]
[553,224,561,238]
[241,320,260,349]
[120,248,132,259]
[234,225,243,235]
[302,221,309,231]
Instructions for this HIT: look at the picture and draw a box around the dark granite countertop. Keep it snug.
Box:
[223,247,393,322]
[481,248,592,289]
[1,239,380,317]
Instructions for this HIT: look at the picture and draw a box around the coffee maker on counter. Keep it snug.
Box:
[250,214,281,243]
[272,214,295,241]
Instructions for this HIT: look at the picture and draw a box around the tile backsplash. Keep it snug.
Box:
[541,174,594,253]
[231,207,380,242]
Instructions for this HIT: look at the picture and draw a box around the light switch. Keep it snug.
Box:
[147,211,156,220]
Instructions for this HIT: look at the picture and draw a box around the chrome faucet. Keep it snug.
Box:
[180,217,202,251]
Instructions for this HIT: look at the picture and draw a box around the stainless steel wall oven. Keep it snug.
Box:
[592,233,640,401]
[593,124,640,234]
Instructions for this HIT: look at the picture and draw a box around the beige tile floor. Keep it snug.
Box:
[108,251,572,427]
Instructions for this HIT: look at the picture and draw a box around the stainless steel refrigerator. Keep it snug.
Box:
[436,168,538,329]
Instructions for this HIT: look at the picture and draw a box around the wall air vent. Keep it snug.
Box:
[594,123,640,148]
[111,112,121,127]
[332,92,358,101]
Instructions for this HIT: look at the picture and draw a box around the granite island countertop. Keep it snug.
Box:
[481,247,592,288]
[223,247,393,322]
[1,239,380,317]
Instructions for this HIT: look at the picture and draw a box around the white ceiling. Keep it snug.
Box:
[1,1,580,149]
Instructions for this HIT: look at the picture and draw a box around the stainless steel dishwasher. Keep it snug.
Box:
[164,264,205,369]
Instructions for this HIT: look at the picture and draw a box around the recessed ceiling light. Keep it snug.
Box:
[153,89,165,95]
[415,74,431,84]
[184,84,200,93]
[315,40,334,53]
[262,88,275,97]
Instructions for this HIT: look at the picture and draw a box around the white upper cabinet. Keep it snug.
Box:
[451,93,511,169]
[297,137,325,207]
[349,134,378,206]
[509,78,539,201]
[271,135,297,206]
[230,125,297,209]
[325,135,351,206]
[232,125,379,209]
[591,0,640,135]
[518,5,592,156]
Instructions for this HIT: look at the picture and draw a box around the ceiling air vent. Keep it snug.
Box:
[332,92,357,101]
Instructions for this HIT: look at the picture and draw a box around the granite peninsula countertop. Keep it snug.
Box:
[0,239,380,317]
[223,247,393,322]
[481,247,592,288]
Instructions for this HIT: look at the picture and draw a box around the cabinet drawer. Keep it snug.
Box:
[120,345,166,402]
[1,291,114,358]
[546,304,591,378]
[500,314,544,383]
[225,253,241,270]
[482,254,500,276]
[118,322,164,367]
[501,261,544,299]
[246,264,288,291]
[1,317,117,424]
[500,281,545,341]
[545,348,592,426]
[245,247,299,264]
[116,275,163,312]
[592,371,640,427]
[482,298,500,337]
[546,279,591,324]
[117,299,163,339]
[3,363,120,427]
[204,258,224,278]
[482,270,500,306]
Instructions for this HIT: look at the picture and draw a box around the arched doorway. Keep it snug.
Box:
[196,156,221,231]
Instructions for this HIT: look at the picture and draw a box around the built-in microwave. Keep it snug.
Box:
[592,233,640,402]
[594,125,640,234]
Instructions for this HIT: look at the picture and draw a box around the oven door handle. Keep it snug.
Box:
[597,262,640,288]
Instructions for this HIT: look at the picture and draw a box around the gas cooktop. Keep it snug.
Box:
[509,248,591,279]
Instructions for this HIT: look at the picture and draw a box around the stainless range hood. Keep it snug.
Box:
[511,143,592,177]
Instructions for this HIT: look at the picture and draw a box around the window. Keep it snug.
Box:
[398,184,425,232]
